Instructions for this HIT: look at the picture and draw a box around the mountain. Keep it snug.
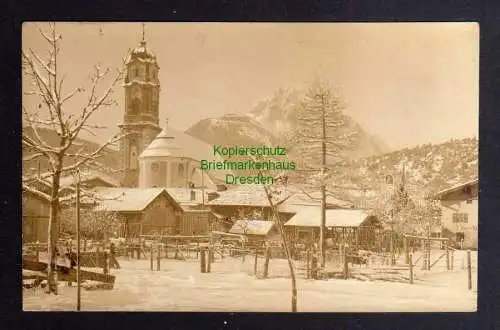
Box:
[185,113,278,147]
[186,87,391,166]
[334,137,478,198]
[22,127,121,179]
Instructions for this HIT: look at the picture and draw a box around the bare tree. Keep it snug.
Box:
[248,154,298,312]
[289,79,358,267]
[22,23,126,294]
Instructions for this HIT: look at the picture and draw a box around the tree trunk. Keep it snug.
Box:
[47,165,62,294]
[270,212,297,311]
[320,96,327,268]
[320,184,326,267]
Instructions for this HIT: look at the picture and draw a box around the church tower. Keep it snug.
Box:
[119,25,162,187]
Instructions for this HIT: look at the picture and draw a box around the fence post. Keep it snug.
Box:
[409,253,414,284]
[207,247,211,273]
[404,235,409,264]
[445,243,450,271]
[390,233,395,265]
[467,250,472,290]
[306,249,311,279]
[427,240,432,271]
[96,246,101,268]
[242,240,246,264]
[196,241,200,259]
[451,250,454,271]
[343,245,349,279]
[150,245,154,271]
[156,244,161,271]
[103,252,109,275]
[136,244,140,260]
[311,254,318,280]
[254,249,258,275]
[263,245,270,278]
[200,248,207,273]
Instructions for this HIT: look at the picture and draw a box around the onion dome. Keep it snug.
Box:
[126,40,158,65]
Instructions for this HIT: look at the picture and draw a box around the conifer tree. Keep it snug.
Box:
[289,79,358,267]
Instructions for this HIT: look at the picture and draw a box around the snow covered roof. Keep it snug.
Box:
[207,185,291,207]
[139,126,231,184]
[431,178,478,200]
[165,188,217,205]
[89,187,181,212]
[58,169,120,188]
[22,184,51,202]
[139,127,184,158]
[229,220,275,236]
[125,40,158,65]
[284,209,379,228]
[278,189,354,213]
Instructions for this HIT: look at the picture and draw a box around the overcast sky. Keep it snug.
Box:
[22,22,478,150]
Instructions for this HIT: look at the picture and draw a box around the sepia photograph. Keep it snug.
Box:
[22,22,478,312]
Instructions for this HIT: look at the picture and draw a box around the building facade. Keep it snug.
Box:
[22,185,51,243]
[432,179,478,249]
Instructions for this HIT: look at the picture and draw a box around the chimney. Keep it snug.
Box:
[190,190,196,201]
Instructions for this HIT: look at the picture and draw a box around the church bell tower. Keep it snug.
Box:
[119,24,162,187]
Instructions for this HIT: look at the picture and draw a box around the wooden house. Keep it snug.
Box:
[86,187,183,238]
[22,184,51,243]
[206,185,291,221]
[59,169,120,189]
[431,178,478,249]
[165,188,230,234]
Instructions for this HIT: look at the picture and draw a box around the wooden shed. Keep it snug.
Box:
[229,220,279,245]
[284,208,382,250]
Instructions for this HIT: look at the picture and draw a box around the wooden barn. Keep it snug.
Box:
[284,209,382,250]
[86,187,183,238]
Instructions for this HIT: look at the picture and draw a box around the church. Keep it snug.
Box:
[118,31,230,192]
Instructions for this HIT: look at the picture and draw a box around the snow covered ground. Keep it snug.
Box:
[23,250,477,312]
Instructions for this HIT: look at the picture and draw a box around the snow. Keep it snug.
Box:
[23,251,476,312]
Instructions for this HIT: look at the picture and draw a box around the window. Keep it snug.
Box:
[131,98,140,114]
[466,199,473,204]
[130,145,138,170]
[134,67,139,77]
[151,162,159,172]
[178,163,184,177]
[452,213,468,223]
